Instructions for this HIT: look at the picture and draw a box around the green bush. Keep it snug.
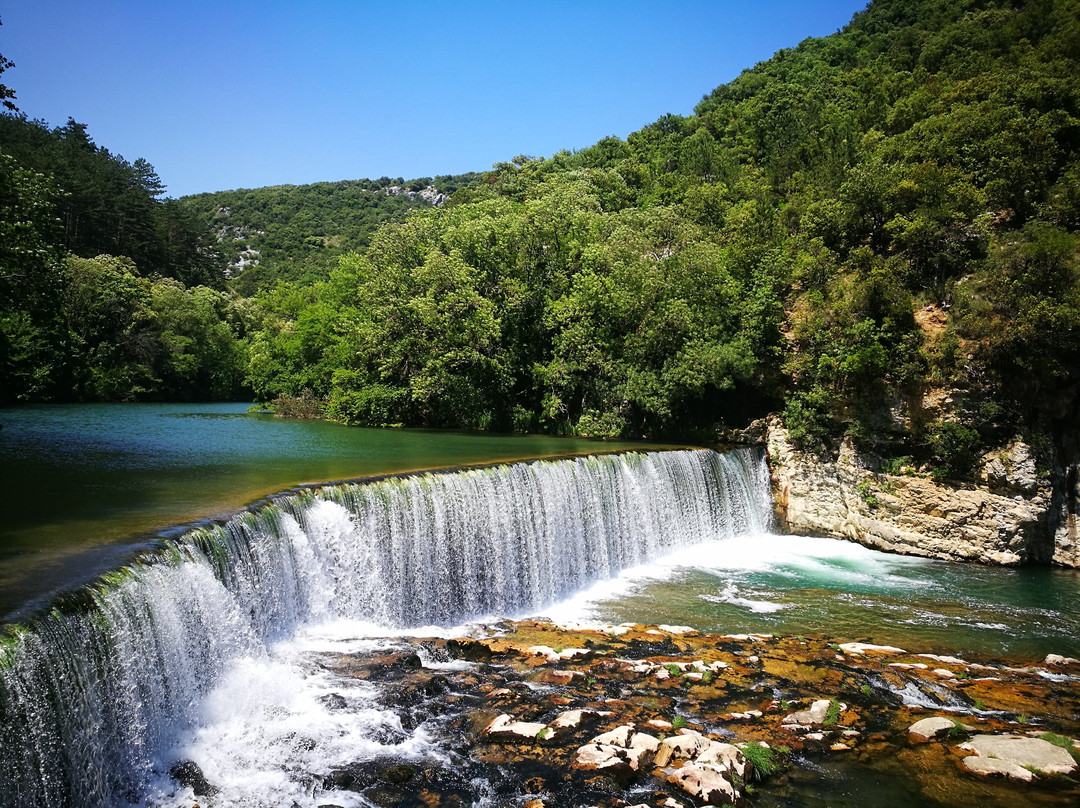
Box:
[925,421,982,481]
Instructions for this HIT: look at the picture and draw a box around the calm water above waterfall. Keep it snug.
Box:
[0,402,672,620]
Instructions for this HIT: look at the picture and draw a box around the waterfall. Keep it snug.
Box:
[0,448,770,807]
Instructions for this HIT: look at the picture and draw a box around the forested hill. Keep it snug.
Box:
[246,0,1080,468]
[3,0,1079,481]
[180,173,482,295]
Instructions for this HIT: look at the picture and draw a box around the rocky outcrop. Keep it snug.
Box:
[763,417,1077,566]
[385,184,449,206]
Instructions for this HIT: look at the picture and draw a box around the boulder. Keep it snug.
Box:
[782,699,835,727]
[168,760,220,797]
[907,716,970,743]
[665,762,739,805]
[1044,654,1080,666]
[838,642,905,656]
[958,734,1077,779]
[483,714,547,742]
[573,726,661,775]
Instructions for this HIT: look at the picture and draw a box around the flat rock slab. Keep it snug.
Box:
[839,642,905,655]
[484,713,547,741]
[958,734,1077,778]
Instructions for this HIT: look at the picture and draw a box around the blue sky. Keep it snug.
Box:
[3,1,868,198]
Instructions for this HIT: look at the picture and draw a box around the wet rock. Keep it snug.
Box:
[907,717,971,742]
[168,760,220,797]
[319,692,348,710]
[484,713,548,741]
[665,761,739,805]
[378,764,416,785]
[363,784,407,806]
[539,669,578,685]
[958,734,1078,778]
[446,638,493,661]
[838,642,905,656]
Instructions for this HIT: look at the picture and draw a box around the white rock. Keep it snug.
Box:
[697,741,747,778]
[782,699,834,726]
[919,653,967,665]
[592,725,634,747]
[484,714,548,740]
[962,755,1033,781]
[523,645,560,663]
[665,762,738,805]
[1044,654,1080,666]
[573,743,631,773]
[959,734,1077,777]
[839,642,906,655]
[908,716,967,742]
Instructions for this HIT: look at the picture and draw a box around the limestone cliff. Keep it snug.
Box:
[760,416,1079,568]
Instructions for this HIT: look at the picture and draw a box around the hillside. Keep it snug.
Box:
[242,0,1080,476]
[180,173,483,294]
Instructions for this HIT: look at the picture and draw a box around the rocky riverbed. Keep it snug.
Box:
[174,620,1080,808]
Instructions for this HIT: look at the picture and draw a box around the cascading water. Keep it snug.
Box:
[0,448,770,807]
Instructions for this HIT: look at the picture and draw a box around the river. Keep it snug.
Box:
[0,402,675,621]
[0,403,1078,807]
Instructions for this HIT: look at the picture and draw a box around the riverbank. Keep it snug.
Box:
[171,620,1080,808]
[746,417,1080,569]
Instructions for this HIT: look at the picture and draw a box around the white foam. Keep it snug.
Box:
[701,583,791,613]
[148,640,447,808]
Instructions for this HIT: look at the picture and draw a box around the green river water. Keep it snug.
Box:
[0,402,674,621]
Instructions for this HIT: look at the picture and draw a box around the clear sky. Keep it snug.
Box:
[2,1,868,198]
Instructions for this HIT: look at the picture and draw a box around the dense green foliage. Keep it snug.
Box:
[0,115,221,287]
[0,109,248,401]
[4,0,1080,478]
[180,173,482,294]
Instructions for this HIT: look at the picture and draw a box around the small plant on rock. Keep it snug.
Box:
[671,715,688,731]
[856,480,878,509]
[1039,732,1080,765]
[945,719,972,742]
[739,742,789,780]
[823,699,842,727]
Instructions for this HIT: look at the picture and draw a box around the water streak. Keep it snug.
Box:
[0,448,769,807]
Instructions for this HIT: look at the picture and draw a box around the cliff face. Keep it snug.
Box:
[763,417,1080,568]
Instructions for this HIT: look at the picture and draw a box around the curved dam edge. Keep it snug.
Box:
[1,445,715,627]
[750,415,1079,568]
